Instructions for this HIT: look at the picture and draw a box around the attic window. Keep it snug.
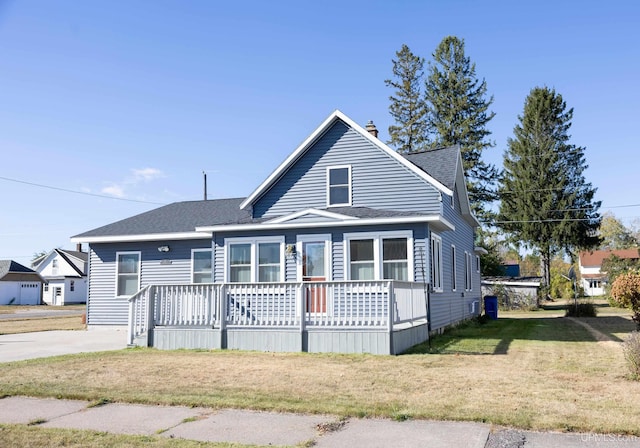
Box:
[327,166,351,206]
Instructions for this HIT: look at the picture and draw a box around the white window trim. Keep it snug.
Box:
[115,251,141,298]
[326,165,352,207]
[191,248,213,284]
[344,230,414,281]
[296,234,332,281]
[224,236,285,283]
[430,234,443,292]
[476,255,481,274]
[451,245,457,292]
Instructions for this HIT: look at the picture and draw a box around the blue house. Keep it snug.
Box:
[72,110,482,354]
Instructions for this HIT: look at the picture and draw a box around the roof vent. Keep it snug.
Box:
[365,120,378,138]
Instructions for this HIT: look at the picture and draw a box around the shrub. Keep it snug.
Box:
[610,272,640,329]
[622,331,640,380]
[565,300,597,317]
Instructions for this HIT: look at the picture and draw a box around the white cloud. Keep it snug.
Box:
[101,184,125,198]
[132,168,164,182]
[98,168,165,200]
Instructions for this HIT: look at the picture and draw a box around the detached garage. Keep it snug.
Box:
[0,260,44,305]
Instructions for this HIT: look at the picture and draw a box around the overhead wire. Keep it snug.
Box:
[0,175,166,205]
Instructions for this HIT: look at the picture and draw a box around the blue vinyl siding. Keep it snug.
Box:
[253,121,442,218]
[428,186,481,331]
[87,239,212,326]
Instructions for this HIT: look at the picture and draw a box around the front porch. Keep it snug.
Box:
[128,280,430,355]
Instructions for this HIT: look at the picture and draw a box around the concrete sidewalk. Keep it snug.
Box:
[1,396,639,447]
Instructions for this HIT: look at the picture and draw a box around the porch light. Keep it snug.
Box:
[158,245,170,253]
[286,244,296,255]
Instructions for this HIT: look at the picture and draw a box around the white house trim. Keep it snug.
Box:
[71,231,212,244]
[239,110,452,210]
[198,215,455,233]
[265,208,358,224]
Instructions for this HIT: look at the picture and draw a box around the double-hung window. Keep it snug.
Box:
[226,237,284,283]
[327,165,351,206]
[116,251,140,297]
[430,234,443,292]
[451,245,457,291]
[192,249,213,284]
[382,238,408,281]
[464,251,472,291]
[345,231,412,281]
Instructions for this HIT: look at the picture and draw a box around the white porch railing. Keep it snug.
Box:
[128,280,429,345]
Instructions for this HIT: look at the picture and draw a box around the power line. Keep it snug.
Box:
[0,175,166,205]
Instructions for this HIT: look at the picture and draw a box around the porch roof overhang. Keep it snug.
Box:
[196,214,455,233]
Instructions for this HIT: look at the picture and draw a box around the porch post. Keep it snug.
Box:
[219,284,227,331]
[146,286,156,347]
[298,282,306,351]
[127,297,135,346]
[388,281,394,355]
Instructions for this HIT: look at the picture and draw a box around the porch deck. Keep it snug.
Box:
[128,281,430,355]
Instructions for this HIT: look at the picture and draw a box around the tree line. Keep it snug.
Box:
[385,37,602,296]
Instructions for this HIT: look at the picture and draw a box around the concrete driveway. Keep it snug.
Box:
[0,328,128,362]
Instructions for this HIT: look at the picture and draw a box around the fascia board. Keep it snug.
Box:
[197,215,455,233]
[70,231,212,244]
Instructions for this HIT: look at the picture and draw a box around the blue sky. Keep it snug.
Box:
[1,0,638,266]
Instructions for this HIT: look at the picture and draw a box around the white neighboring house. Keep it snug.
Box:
[33,248,88,305]
[0,260,44,305]
[578,248,640,297]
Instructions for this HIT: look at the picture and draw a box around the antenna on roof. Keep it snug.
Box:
[203,171,207,201]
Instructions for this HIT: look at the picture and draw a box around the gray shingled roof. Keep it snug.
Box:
[402,145,459,191]
[324,207,431,219]
[74,147,461,240]
[0,260,37,279]
[73,198,255,238]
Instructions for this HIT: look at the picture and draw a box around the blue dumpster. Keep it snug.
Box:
[484,296,498,320]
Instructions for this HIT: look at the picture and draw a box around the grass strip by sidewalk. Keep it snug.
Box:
[0,424,258,448]
[0,316,85,334]
[1,313,639,435]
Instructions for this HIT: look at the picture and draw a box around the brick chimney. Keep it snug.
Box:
[365,120,378,138]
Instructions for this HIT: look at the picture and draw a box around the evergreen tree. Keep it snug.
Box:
[424,36,499,219]
[499,87,601,299]
[385,44,428,153]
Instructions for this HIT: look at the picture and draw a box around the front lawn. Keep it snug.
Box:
[1,310,638,435]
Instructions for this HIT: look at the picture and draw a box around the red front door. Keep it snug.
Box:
[302,241,326,313]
